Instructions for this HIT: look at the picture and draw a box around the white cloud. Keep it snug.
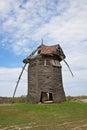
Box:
[0,0,11,16]
[1,0,87,51]
[0,67,27,97]
[62,65,87,96]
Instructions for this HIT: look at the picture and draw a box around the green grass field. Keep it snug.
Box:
[0,101,87,130]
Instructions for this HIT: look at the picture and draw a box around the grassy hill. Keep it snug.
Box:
[0,101,87,130]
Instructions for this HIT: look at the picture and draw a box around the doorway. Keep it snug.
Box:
[40,92,53,103]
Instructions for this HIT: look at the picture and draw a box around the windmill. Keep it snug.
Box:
[12,42,73,103]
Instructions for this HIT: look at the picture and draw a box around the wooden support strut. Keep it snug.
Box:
[55,46,73,77]
[12,46,41,103]
[12,63,27,102]
[26,45,41,59]
[60,56,74,77]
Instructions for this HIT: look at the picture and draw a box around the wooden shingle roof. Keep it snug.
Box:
[39,44,58,55]
[38,44,66,61]
[23,44,66,63]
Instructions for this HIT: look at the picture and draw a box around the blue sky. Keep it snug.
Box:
[0,0,87,97]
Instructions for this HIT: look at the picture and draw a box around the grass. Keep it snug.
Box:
[0,101,87,130]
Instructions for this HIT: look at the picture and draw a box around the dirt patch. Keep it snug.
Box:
[80,99,87,102]
[73,124,87,130]
[1,121,87,130]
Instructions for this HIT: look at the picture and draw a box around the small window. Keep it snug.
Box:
[51,60,61,67]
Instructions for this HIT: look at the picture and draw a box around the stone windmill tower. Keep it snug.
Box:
[12,43,73,103]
